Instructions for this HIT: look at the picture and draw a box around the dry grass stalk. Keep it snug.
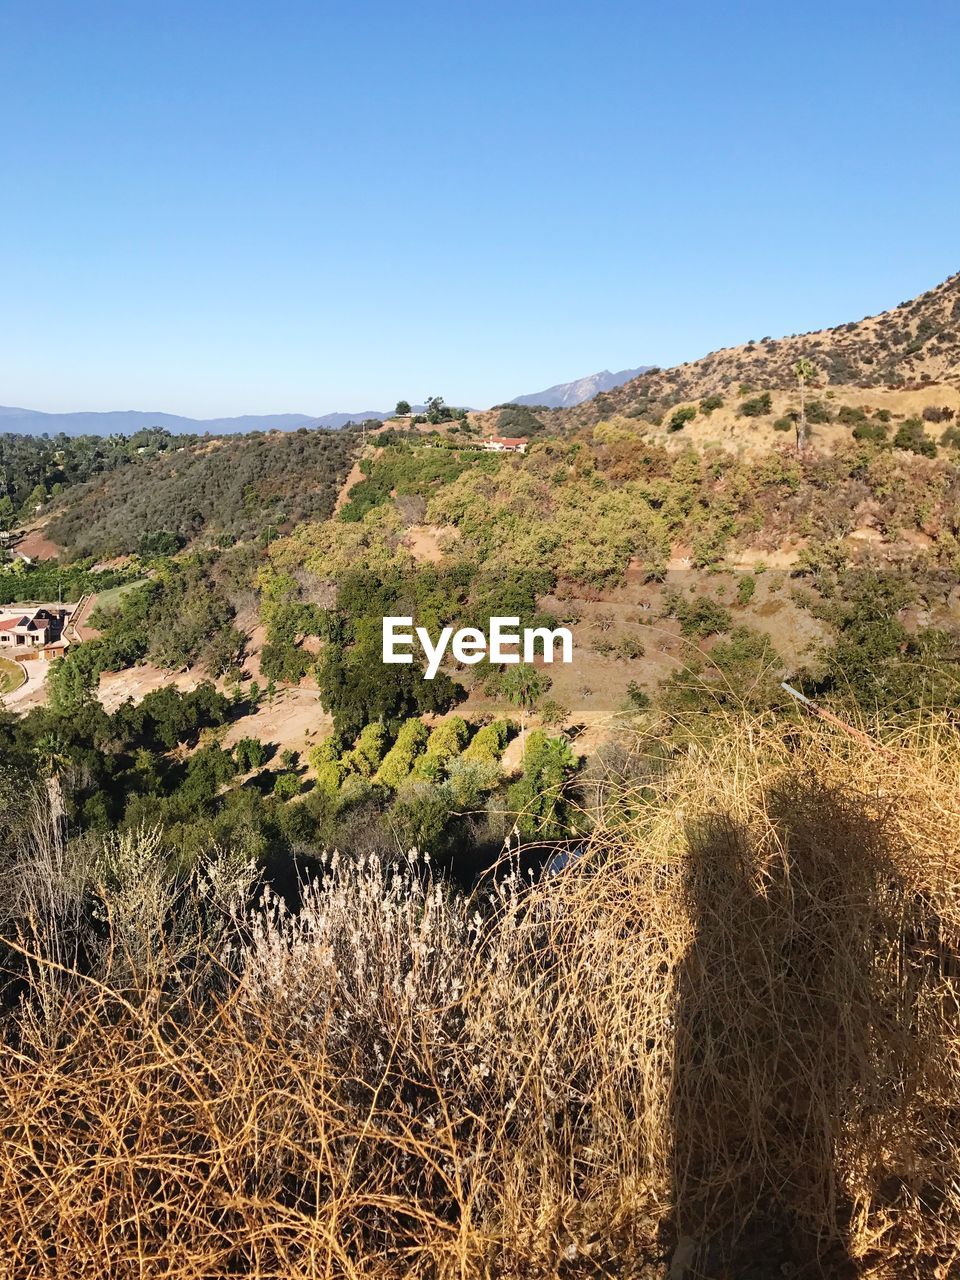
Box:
[1,716,958,1277]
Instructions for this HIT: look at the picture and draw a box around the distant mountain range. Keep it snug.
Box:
[0,367,653,438]
[0,406,400,438]
[509,367,651,409]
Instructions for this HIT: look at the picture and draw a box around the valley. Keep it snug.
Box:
[1,272,959,880]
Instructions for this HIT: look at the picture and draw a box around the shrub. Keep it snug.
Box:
[673,595,733,638]
[837,405,868,425]
[699,394,724,415]
[625,680,651,709]
[538,698,570,729]
[462,719,510,764]
[739,392,772,418]
[272,772,301,800]
[773,416,794,432]
[616,634,646,660]
[668,405,698,433]
[805,400,833,424]
[736,575,756,606]
[852,420,889,443]
[922,405,955,423]
[893,418,937,457]
[376,719,429,790]
[351,723,389,776]
[233,737,267,772]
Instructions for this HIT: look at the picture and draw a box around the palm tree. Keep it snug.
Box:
[34,731,70,779]
[793,358,816,455]
[502,663,550,753]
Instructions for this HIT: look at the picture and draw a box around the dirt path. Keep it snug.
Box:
[333,455,368,513]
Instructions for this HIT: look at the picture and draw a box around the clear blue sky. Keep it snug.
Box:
[2,1,959,417]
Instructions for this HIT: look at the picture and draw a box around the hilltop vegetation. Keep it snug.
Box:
[0,427,193,531]
[43,427,357,558]
[552,270,960,429]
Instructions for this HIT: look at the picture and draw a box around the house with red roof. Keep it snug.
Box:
[0,608,68,660]
[480,436,528,454]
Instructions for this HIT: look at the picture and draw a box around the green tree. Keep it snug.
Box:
[667,405,697,433]
[395,400,411,417]
[47,654,99,717]
[309,738,346,796]
[508,732,578,840]
[462,719,510,764]
[233,737,267,772]
[501,664,551,750]
[376,718,429,790]
[391,780,452,853]
[425,395,451,425]
[273,772,301,800]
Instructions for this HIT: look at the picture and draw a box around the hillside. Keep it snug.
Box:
[44,427,357,558]
[554,270,960,428]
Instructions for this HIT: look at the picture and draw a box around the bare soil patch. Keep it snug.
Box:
[14,522,63,560]
[222,686,330,759]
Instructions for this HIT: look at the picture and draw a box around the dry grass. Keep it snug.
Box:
[2,717,959,1278]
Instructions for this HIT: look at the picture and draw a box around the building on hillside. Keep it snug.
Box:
[0,607,69,660]
[481,436,528,454]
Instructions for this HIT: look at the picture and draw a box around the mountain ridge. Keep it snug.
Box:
[0,365,658,438]
[509,367,650,409]
[0,406,395,438]
[552,271,960,428]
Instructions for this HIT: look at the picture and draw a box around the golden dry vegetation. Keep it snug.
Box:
[3,716,959,1278]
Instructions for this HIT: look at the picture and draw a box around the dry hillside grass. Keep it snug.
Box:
[2,718,960,1278]
[550,272,960,430]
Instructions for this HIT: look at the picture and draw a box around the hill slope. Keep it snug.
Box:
[45,429,357,557]
[558,271,960,427]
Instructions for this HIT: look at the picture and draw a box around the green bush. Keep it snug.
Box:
[668,405,698,433]
[462,720,510,764]
[672,595,733,638]
[273,772,301,800]
[837,405,868,425]
[616,634,646,659]
[739,393,772,418]
[233,737,267,771]
[699,395,724,415]
[376,719,429,790]
[893,418,936,457]
[805,400,833,425]
[852,420,889,444]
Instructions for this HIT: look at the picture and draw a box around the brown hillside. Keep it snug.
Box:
[556,270,960,428]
